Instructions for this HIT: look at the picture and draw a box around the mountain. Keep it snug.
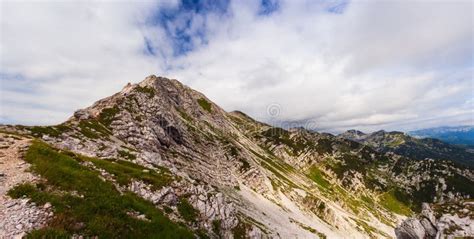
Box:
[409,126,474,148]
[339,129,474,168]
[1,75,472,238]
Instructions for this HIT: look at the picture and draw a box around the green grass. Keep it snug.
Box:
[379,190,412,216]
[261,127,311,155]
[387,137,405,147]
[232,220,251,239]
[315,138,333,155]
[8,140,193,238]
[78,119,112,139]
[353,218,388,238]
[333,186,363,214]
[197,98,212,113]
[117,149,137,160]
[136,85,156,98]
[98,107,120,127]
[29,125,72,138]
[361,195,374,205]
[249,149,299,189]
[26,228,70,239]
[308,166,331,190]
[212,219,221,235]
[177,198,199,222]
[293,221,327,239]
[30,126,60,137]
[86,157,172,190]
[176,108,194,122]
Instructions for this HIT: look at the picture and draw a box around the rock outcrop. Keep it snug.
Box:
[395,203,474,239]
[1,75,473,238]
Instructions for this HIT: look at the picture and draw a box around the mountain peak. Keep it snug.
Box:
[338,129,367,141]
[139,75,174,87]
[3,75,473,238]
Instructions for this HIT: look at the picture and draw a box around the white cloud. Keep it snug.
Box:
[0,0,171,124]
[161,0,473,132]
[1,0,473,133]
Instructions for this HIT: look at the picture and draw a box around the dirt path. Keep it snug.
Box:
[0,133,52,238]
[0,134,33,196]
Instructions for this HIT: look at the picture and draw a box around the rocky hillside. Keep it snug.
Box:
[339,130,474,167]
[1,75,472,238]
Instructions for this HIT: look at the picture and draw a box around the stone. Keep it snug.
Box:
[395,218,426,239]
[420,218,437,238]
[13,232,26,239]
[43,202,52,209]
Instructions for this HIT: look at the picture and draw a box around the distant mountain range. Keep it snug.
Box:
[339,129,474,167]
[408,126,474,148]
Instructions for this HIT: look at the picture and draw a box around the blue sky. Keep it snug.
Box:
[0,0,473,133]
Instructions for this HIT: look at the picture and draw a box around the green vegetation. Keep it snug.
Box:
[229,145,239,157]
[315,138,333,155]
[239,158,251,172]
[447,174,474,197]
[163,206,173,214]
[29,125,72,138]
[136,85,156,98]
[308,166,331,190]
[117,149,137,160]
[261,127,312,155]
[177,198,199,222]
[361,195,374,205]
[30,126,61,137]
[98,107,120,127]
[26,228,70,238]
[87,157,172,190]
[176,108,194,122]
[379,190,412,216]
[333,186,363,214]
[353,218,388,238]
[249,148,299,189]
[329,154,366,180]
[8,140,193,238]
[387,137,405,147]
[232,220,251,239]
[290,218,327,238]
[212,219,221,235]
[197,98,212,113]
[78,119,112,139]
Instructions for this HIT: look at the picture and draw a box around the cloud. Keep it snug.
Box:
[1,0,473,133]
[0,1,174,124]
[159,0,473,132]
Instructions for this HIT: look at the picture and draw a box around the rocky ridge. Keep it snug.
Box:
[0,75,472,238]
[339,129,474,167]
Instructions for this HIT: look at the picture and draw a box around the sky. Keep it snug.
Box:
[0,0,473,133]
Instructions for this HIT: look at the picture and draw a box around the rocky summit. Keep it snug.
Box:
[0,75,473,239]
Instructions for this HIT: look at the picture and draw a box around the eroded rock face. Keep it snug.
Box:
[395,203,474,239]
[187,184,239,234]
[2,76,473,238]
[395,218,427,239]
[128,179,240,237]
[129,181,178,205]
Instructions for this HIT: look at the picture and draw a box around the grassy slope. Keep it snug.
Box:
[8,140,194,238]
